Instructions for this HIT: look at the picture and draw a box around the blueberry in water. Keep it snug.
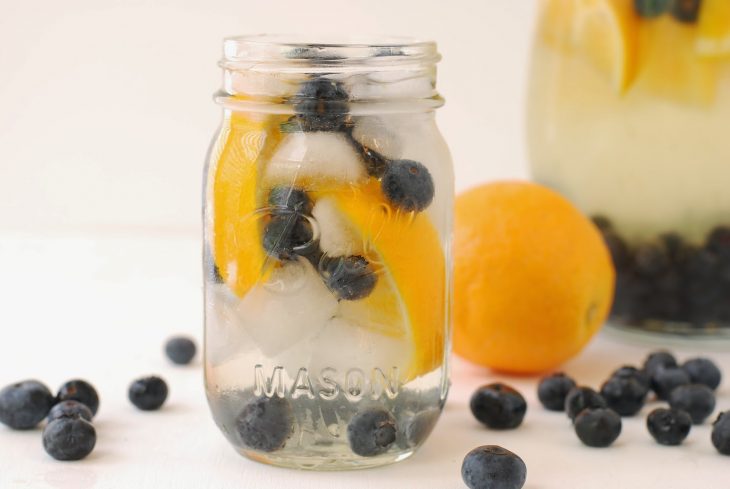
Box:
[537,372,577,411]
[267,187,314,215]
[381,159,435,212]
[611,365,651,390]
[646,408,692,446]
[346,136,390,178]
[650,367,690,401]
[671,0,702,23]
[634,242,670,276]
[461,445,527,489]
[292,78,349,132]
[128,376,168,411]
[57,379,99,417]
[0,380,54,430]
[565,387,607,422]
[347,408,397,457]
[574,408,622,448]
[634,0,671,18]
[643,350,678,378]
[681,358,722,390]
[321,255,377,300]
[48,400,93,423]
[403,408,440,448]
[262,213,316,261]
[600,376,647,417]
[236,396,294,452]
[668,384,716,424]
[164,336,197,365]
[712,412,730,455]
[43,417,96,461]
[470,383,527,430]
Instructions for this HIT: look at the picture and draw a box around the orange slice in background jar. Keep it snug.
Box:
[208,109,286,297]
[315,181,446,380]
[696,0,730,57]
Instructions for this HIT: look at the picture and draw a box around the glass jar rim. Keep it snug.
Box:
[222,34,441,73]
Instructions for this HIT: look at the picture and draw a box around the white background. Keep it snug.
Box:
[0,0,536,235]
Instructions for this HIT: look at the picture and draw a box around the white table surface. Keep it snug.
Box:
[0,233,728,489]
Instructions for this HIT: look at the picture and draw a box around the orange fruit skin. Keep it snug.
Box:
[453,181,615,375]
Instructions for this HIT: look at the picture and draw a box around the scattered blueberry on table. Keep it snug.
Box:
[647,408,692,446]
[470,383,527,430]
[537,372,576,411]
[565,386,607,422]
[48,400,93,423]
[712,412,730,455]
[573,408,622,448]
[681,358,722,390]
[600,375,647,417]
[668,384,716,425]
[165,336,197,365]
[128,376,168,411]
[0,380,54,430]
[461,445,527,489]
[57,379,100,417]
[650,366,690,401]
[43,417,96,461]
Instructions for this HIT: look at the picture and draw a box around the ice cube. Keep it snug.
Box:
[228,71,303,98]
[205,283,256,367]
[311,196,362,257]
[235,259,338,357]
[349,71,435,101]
[351,116,404,159]
[264,132,367,189]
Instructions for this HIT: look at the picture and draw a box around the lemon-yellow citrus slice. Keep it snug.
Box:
[539,0,639,94]
[209,111,285,297]
[696,0,730,57]
[318,181,446,380]
[636,16,717,105]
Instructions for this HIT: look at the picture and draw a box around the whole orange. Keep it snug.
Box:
[453,181,615,374]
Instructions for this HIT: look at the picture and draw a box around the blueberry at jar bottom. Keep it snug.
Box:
[594,219,730,334]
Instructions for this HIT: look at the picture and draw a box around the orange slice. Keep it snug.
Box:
[318,181,446,379]
[696,0,730,57]
[209,111,285,297]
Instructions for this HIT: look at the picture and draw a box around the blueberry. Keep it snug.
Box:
[48,400,93,423]
[646,408,692,446]
[712,412,730,455]
[650,367,690,401]
[671,0,702,23]
[611,366,651,390]
[262,213,316,261]
[43,417,96,461]
[537,373,577,411]
[292,78,349,132]
[57,380,99,417]
[402,408,440,448]
[346,136,390,177]
[600,376,647,417]
[320,255,377,301]
[643,351,678,378]
[0,380,54,430]
[602,231,632,270]
[565,387,607,422]
[591,215,613,232]
[380,159,435,212]
[574,408,622,448]
[470,383,527,430]
[634,242,670,276]
[347,408,397,456]
[128,376,168,411]
[668,384,716,424]
[164,336,197,365]
[267,187,313,215]
[634,0,671,17]
[461,445,527,489]
[236,396,294,452]
[682,358,722,390]
[706,226,730,258]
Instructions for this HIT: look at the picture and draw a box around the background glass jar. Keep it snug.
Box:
[202,36,453,470]
[527,1,730,338]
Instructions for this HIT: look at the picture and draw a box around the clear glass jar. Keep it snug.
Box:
[527,1,730,338]
[202,36,453,470]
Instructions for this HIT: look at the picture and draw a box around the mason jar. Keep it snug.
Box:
[528,0,730,337]
[202,36,453,469]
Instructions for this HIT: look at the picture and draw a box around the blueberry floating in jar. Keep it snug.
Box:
[236,396,294,453]
[671,0,702,23]
[0,380,55,430]
[291,78,350,133]
[268,186,314,216]
[347,408,397,457]
[262,213,317,261]
[633,0,671,18]
[320,255,377,300]
[381,159,435,212]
